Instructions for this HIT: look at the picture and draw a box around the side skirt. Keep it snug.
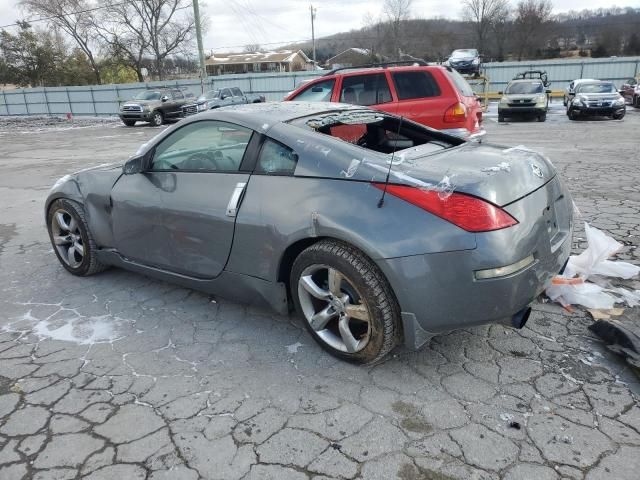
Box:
[97,250,289,315]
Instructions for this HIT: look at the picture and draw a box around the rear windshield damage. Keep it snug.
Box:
[290,110,463,155]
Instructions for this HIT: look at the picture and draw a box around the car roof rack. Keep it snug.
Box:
[513,70,550,87]
[324,60,429,76]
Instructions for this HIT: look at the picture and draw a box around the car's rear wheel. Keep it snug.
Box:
[291,240,400,364]
[498,114,505,123]
[150,110,164,127]
[633,95,640,108]
[122,120,136,127]
[47,199,108,276]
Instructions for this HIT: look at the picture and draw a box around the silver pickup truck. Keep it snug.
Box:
[182,87,265,116]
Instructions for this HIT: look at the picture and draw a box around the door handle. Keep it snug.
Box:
[226,182,247,217]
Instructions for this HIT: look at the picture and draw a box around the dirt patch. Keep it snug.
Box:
[0,223,16,255]
[398,463,457,480]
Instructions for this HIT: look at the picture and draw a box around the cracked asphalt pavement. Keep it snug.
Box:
[1,105,639,480]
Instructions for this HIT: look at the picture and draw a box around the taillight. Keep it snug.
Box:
[443,102,467,123]
[372,183,518,232]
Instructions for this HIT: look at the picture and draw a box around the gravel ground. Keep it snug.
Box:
[0,104,639,480]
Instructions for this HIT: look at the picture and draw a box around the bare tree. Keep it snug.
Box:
[383,0,413,59]
[513,0,554,60]
[461,0,510,55]
[21,0,102,84]
[243,44,261,53]
[96,0,195,81]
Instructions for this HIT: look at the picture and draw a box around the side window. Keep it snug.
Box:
[256,139,298,175]
[292,79,335,102]
[392,71,441,100]
[222,88,232,99]
[340,73,392,106]
[231,87,243,96]
[445,69,474,97]
[151,121,253,171]
[629,78,637,86]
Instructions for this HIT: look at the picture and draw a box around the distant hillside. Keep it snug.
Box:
[279,6,640,64]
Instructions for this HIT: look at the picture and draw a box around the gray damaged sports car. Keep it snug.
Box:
[46,102,573,363]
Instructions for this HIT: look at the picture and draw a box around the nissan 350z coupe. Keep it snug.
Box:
[46,102,573,364]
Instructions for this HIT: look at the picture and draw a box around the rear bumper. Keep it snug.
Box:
[378,176,573,350]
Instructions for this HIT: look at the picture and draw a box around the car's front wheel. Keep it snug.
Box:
[291,240,400,364]
[122,120,136,127]
[568,109,579,120]
[47,199,108,276]
[150,111,164,127]
[612,110,626,120]
[537,113,547,122]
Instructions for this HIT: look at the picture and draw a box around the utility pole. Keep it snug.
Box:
[193,0,207,93]
[310,4,317,67]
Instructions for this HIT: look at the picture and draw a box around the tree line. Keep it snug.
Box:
[296,1,640,64]
[1,0,201,87]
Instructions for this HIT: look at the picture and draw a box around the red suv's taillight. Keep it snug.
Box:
[373,183,518,232]
[443,102,467,123]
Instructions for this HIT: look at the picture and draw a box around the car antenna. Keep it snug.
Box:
[377,116,404,208]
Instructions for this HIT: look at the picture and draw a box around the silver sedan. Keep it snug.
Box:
[46,103,573,363]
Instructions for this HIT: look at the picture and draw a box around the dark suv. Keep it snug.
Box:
[119,87,194,127]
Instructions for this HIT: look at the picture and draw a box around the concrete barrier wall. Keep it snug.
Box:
[1,57,639,116]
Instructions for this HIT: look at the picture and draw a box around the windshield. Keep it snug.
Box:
[202,90,221,100]
[505,81,544,94]
[452,49,477,58]
[134,91,162,101]
[577,82,616,94]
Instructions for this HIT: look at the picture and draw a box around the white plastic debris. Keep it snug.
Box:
[546,223,640,310]
[481,161,511,173]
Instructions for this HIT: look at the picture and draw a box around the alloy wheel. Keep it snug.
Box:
[297,264,371,353]
[50,208,84,268]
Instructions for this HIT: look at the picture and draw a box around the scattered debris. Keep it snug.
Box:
[546,223,640,310]
[508,421,521,430]
[587,308,624,320]
[589,318,640,369]
[554,434,574,445]
[286,342,304,354]
[481,161,511,173]
[341,159,361,178]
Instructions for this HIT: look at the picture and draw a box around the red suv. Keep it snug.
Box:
[285,62,484,139]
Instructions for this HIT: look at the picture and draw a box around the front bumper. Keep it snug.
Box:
[119,112,152,121]
[450,64,480,74]
[378,176,573,349]
[499,106,546,116]
[570,105,624,116]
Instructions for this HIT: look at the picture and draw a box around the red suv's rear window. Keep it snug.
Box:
[391,71,441,100]
[445,69,475,97]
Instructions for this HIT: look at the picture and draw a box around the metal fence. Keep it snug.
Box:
[2,56,640,117]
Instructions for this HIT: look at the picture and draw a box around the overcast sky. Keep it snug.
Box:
[1,0,639,54]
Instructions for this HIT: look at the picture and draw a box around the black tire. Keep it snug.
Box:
[150,110,164,126]
[122,120,136,127]
[634,96,640,108]
[47,198,108,277]
[563,97,567,107]
[498,114,505,123]
[568,109,579,121]
[612,110,625,120]
[290,240,401,364]
[537,113,547,122]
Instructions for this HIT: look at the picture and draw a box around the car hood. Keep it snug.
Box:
[575,92,620,100]
[353,143,555,207]
[123,99,157,107]
[450,57,475,62]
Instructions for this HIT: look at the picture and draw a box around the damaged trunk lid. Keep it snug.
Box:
[366,143,556,207]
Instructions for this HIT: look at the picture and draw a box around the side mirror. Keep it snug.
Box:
[545,89,552,94]
[161,95,169,102]
[619,90,625,94]
[123,150,152,175]
[498,91,503,95]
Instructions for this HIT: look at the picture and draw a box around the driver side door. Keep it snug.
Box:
[111,120,256,278]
